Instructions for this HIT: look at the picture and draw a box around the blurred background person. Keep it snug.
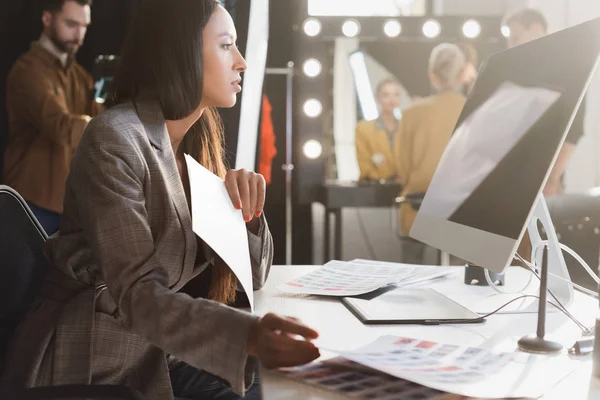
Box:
[3,0,102,235]
[355,77,402,182]
[457,42,479,94]
[504,8,585,196]
[395,43,467,264]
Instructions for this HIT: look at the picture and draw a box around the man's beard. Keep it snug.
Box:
[48,27,81,55]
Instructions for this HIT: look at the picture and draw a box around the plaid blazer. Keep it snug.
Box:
[1,101,273,399]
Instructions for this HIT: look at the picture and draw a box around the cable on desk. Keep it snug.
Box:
[484,263,534,295]
[463,294,590,332]
[531,240,600,285]
[356,209,378,260]
[514,252,590,335]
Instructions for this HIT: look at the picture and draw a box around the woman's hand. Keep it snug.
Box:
[225,169,266,223]
[247,313,320,369]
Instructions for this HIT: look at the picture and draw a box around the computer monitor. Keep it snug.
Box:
[410,17,600,276]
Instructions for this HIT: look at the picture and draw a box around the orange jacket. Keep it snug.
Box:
[258,95,277,184]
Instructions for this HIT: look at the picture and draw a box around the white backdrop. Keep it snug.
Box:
[235,0,270,171]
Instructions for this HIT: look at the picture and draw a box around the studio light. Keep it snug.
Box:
[302,140,323,160]
[383,20,402,38]
[501,25,511,38]
[348,51,378,121]
[302,58,322,78]
[462,19,481,39]
[342,19,361,38]
[422,19,441,38]
[303,99,322,118]
[303,18,322,37]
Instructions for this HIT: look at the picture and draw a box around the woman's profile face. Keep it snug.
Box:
[377,82,401,114]
[462,62,477,86]
[201,6,248,108]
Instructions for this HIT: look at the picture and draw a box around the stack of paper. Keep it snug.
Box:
[278,362,451,399]
[281,335,578,399]
[322,336,576,399]
[277,259,453,297]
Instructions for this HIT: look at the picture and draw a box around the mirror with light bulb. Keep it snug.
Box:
[338,24,505,183]
[299,0,511,186]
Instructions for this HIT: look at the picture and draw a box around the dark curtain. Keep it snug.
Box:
[0,0,41,183]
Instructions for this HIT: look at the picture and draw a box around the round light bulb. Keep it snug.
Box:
[303,99,322,118]
[302,58,322,78]
[501,25,511,38]
[422,19,441,38]
[384,20,402,38]
[303,140,323,160]
[342,19,361,38]
[462,19,481,39]
[303,18,322,37]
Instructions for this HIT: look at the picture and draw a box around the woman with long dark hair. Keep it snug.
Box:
[2,1,320,399]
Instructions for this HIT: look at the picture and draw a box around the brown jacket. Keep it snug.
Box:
[1,101,274,399]
[355,119,399,181]
[3,41,103,213]
[396,92,466,235]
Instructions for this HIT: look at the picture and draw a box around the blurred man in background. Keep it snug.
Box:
[3,0,102,234]
[504,8,586,196]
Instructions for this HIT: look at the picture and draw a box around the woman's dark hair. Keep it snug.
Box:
[114,0,237,305]
[114,0,218,120]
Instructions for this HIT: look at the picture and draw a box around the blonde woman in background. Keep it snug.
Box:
[355,77,402,181]
[395,43,467,264]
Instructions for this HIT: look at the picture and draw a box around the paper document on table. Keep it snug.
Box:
[185,154,254,311]
[350,259,455,285]
[278,362,453,399]
[278,260,421,296]
[323,335,578,399]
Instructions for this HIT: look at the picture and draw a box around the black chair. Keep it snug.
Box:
[391,192,450,265]
[0,185,146,400]
[547,188,600,292]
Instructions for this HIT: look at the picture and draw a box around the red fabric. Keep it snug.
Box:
[258,95,277,185]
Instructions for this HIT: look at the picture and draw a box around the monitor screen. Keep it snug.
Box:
[410,17,600,273]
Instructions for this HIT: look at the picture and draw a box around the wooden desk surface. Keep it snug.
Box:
[255,265,600,399]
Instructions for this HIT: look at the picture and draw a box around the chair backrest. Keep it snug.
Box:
[547,191,600,292]
[0,185,48,369]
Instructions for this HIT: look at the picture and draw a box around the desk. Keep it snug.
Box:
[316,182,402,261]
[256,266,600,399]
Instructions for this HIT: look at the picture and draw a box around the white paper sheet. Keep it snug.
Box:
[326,335,578,399]
[351,259,456,287]
[184,154,254,312]
[277,260,420,296]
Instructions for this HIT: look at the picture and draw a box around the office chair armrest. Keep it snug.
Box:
[17,385,147,400]
[394,192,425,210]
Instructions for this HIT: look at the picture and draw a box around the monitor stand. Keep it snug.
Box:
[518,196,574,354]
